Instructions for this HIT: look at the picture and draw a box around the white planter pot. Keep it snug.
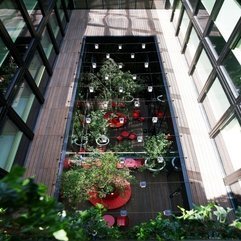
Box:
[144,158,166,172]
[96,135,110,146]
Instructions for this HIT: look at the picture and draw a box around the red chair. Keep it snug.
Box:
[116,216,129,227]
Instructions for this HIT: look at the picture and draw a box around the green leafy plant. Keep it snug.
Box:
[61,152,134,205]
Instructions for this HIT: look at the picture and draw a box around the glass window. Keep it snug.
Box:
[222,37,241,96]
[185,27,200,65]
[28,51,46,87]
[49,10,60,38]
[0,38,18,95]
[0,118,23,172]
[172,0,182,28]
[203,77,230,127]
[11,80,36,122]
[215,117,241,176]
[41,27,54,59]
[192,49,213,92]
[22,0,43,29]
[0,0,32,57]
[178,11,189,45]
[215,0,241,42]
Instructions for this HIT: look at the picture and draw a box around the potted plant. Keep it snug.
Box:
[61,152,135,205]
[144,133,172,172]
[87,110,110,146]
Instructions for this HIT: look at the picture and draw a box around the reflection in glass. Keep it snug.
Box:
[195,1,209,31]
[0,118,23,172]
[22,0,43,29]
[11,80,36,122]
[56,0,65,22]
[203,77,230,128]
[192,49,213,93]
[178,11,189,45]
[0,38,18,95]
[222,38,241,95]
[0,0,32,57]
[185,27,199,65]
[49,10,60,38]
[28,51,46,87]
[41,27,54,59]
[172,0,181,28]
[216,118,241,175]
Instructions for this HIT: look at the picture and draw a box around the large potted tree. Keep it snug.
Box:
[61,152,135,205]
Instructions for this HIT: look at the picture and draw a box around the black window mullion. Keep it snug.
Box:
[37,44,53,75]
[46,22,60,54]
[61,0,70,22]
[54,5,65,36]
[175,5,184,36]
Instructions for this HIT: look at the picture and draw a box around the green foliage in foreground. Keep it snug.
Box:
[1,166,241,240]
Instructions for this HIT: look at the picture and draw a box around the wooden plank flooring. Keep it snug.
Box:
[24,9,231,212]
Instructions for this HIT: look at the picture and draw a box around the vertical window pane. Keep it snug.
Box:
[203,77,230,127]
[28,51,46,87]
[22,0,43,29]
[41,27,54,59]
[222,37,241,95]
[192,49,213,92]
[186,0,198,10]
[0,38,18,95]
[0,0,32,57]
[0,118,23,172]
[185,27,199,65]
[49,10,60,38]
[11,80,36,122]
[178,11,189,45]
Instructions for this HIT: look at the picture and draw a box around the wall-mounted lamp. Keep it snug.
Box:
[118,63,123,69]
[106,53,110,59]
[105,75,109,80]
[89,86,94,93]
[103,101,108,108]
[118,44,122,50]
[94,44,99,49]
[152,117,158,123]
[92,62,97,69]
[147,86,153,92]
[133,74,137,80]
[144,61,149,68]
[131,53,135,59]
[142,43,146,49]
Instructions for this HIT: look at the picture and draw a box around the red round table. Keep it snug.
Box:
[89,182,131,209]
[103,214,115,227]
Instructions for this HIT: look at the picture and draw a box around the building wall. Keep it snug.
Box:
[171,0,241,206]
[0,0,70,175]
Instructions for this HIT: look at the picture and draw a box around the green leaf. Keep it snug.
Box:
[53,229,69,241]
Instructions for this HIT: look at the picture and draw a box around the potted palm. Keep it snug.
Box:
[144,133,172,172]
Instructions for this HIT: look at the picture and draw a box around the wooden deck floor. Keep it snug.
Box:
[24,9,231,211]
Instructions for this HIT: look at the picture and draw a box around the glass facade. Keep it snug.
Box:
[0,0,69,174]
[172,0,241,207]
[178,11,189,45]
